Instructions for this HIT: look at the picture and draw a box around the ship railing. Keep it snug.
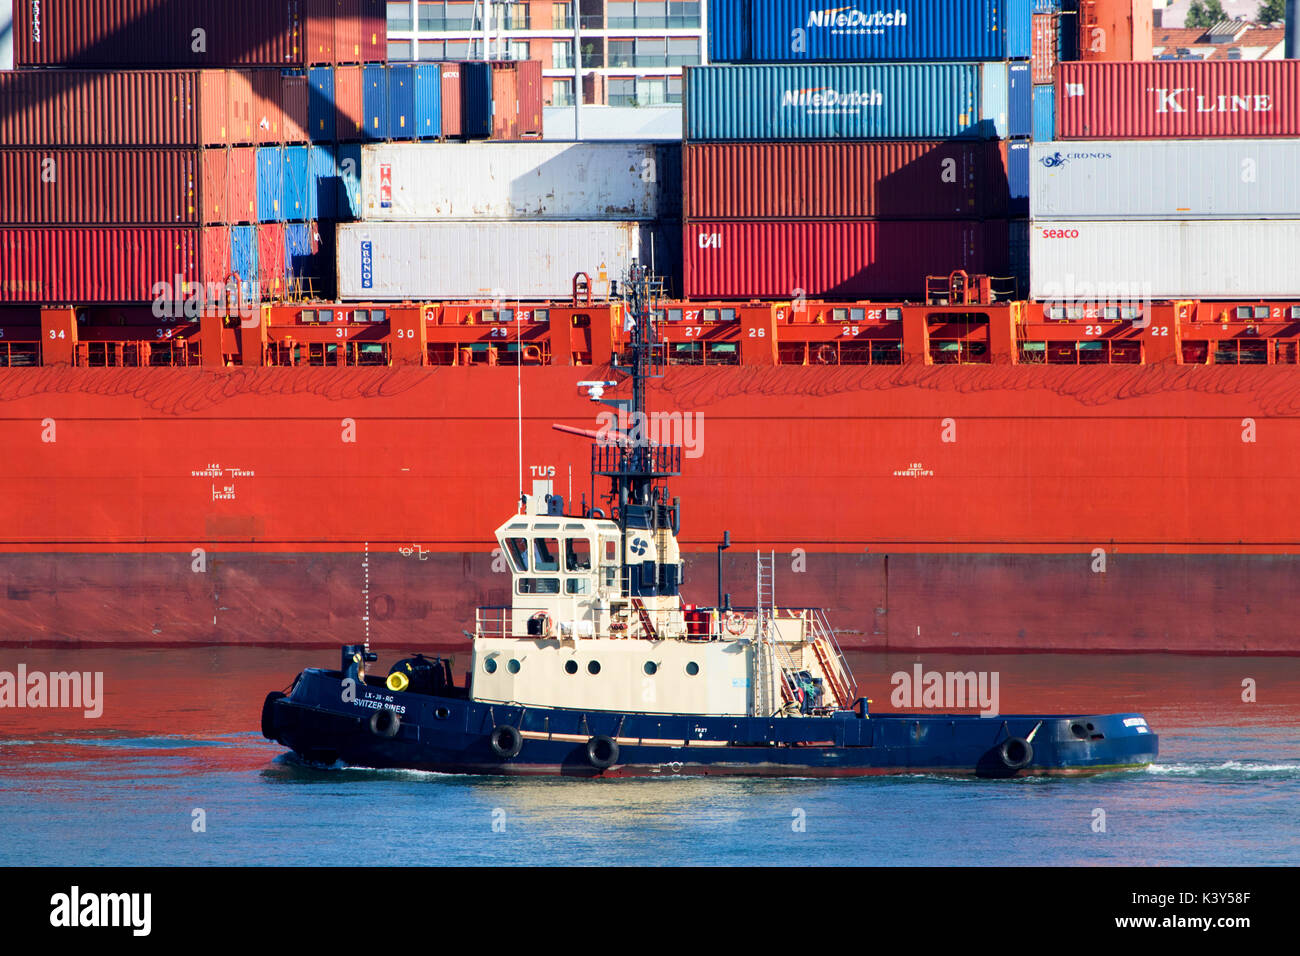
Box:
[809,608,859,707]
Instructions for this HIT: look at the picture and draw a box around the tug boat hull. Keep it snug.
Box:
[262,667,1159,779]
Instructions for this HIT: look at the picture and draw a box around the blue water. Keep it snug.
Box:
[1,650,1297,866]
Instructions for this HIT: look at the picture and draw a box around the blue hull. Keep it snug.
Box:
[262,667,1158,779]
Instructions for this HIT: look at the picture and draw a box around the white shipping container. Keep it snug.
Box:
[360,142,672,221]
[336,221,666,300]
[1030,220,1300,301]
[1032,140,1300,220]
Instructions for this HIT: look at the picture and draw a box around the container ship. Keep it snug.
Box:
[3,0,1300,657]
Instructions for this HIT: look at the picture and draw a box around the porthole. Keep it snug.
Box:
[483,658,497,674]
[686,661,700,676]
[507,659,521,674]
[434,707,450,720]
[587,660,601,675]
[564,660,578,675]
[643,661,658,676]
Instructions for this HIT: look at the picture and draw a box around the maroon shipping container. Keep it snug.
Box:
[253,71,285,145]
[0,149,198,226]
[441,64,463,139]
[258,224,287,299]
[0,227,201,304]
[489,63,520,140]
[14,1,305,68]
[307,0,336,65]
[359,0,387,62]
[1032,14,1058,86]
[335,66,365,141]
[1057,61,1300,138]
[0,71,198,147]
[227,148,259,223]
[517,61,544,136]
[282,74,310,143]
[682,142,1009,221]
[683,220,1009,301]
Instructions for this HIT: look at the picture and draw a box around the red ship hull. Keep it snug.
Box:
[2,363,1298,654]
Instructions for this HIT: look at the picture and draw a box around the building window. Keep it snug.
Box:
[609,77,636,107]
[552,2,573,29]
[551,39,572,69]
[508,40,531,61]
[387,1,413,31]
[550,78,574,107]
[503,2,530,29]
[668,36,700,66]
[418,39,444,60]
[388,40,413,61]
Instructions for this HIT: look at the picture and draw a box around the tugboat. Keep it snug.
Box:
[261,268,1158,778]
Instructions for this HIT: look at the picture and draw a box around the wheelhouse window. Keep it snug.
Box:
[534,538,560,572]
[518,578,560,595]
[565,537,592,571]
[505,537,529,572]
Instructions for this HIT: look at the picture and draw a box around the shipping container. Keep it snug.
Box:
[360,0,388,62]
[203,225,233,293]
[0,227,200,304]
[684,63,1021,141]
[309,67,337,140]
[1057,61,1300,139]
[683,220,1009,300]
[1032,14,1059,85]
[335,0,364,64]
[707,0,1031,63]
[388,65,417,139]
[335,66,365,141]
[360,142,673,221]
[286,222,322,289]
[199,71,232,147]
[1005,140,1030,219]
[489,63,520,140]
[1029,220,1300,300]
[1031,140,1300,220]
[253,71,285,145]
[335,221,662,300]
[230,225,260,302]
[202,150,227,224]
[441,64,464,139]
[256,147,285,222]
[414,66,443,139]
[228,148,259,223]
[282,74,311,143]
[1077,0,1152,62]
[363,64,388,140]
[517,61,544,137]
[1033,84,1056,141]
[258,224,288,299]
[0,71,198,147]
[308,146,339,220]
[681,141,1009,220]
[282,146,311,221]
[460,62,493,140]
[337,145,363,218]
[0,148,198,226]
[13,1,306,68]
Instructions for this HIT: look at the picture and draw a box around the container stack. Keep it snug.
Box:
[682,0,1037,301]
[334,142,680,301]
[1,1,546,306]
[1032,57,1300,301]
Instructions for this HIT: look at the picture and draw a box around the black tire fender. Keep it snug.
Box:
[490,724,523,759]
[261,691,286,741]
[586,734,619,770]
[999,736,1034,771]
[369,707,401,738]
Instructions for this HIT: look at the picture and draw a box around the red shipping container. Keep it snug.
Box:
[0,71,199,147]
[227,72,259,145]
[517,61,544,136]
[683,220,1009,301]
[253,71,285,144]
[0,149,198,226]
[1032,14,1058,86]
[1077,0,1153,62]
[0,227,200,304]
[307,0,337,66]
[683,142,1009,221]
[201,150,228,225]
[1058,61,1300,138]
[282,74,310,143]
[13,1,306,68]
[335,0,364,65]
[258,224,288,299]
[228,148,259,223]
[440,64,463,139]
[202,226,233,290]
[199,71,231,147]
[489,63,520,140]
[335,66,366,141]
[360,0,388,62]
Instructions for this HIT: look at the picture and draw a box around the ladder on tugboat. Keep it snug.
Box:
[754,550,801,717]
[808,609,858,710]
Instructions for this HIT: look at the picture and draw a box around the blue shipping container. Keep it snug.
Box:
[460,61,493,139]
[309,67,336,141]
[363,64,387,140]
[285,223,315,283]
[684,63,1018,141]
[388,64,416,139]
[414,65,442,139]
[282,146,310,221]
[230,225,260,303]
[336,144,363,218]
[1006,139,1030,218]
[1032,83,1055,141]
[307,145,337,221]
[256,147,284,222]
[708,0,1032,63]
[1008,61,1032,139]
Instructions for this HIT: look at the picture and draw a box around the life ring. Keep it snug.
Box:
[725,612,748,636]
[261,691,286,741]
[586,734,619,770]
[530,611,554,637]
[369,707,401,738]
[490,725,523,759]
[815,344,837,365]
[999,737,1033,771]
